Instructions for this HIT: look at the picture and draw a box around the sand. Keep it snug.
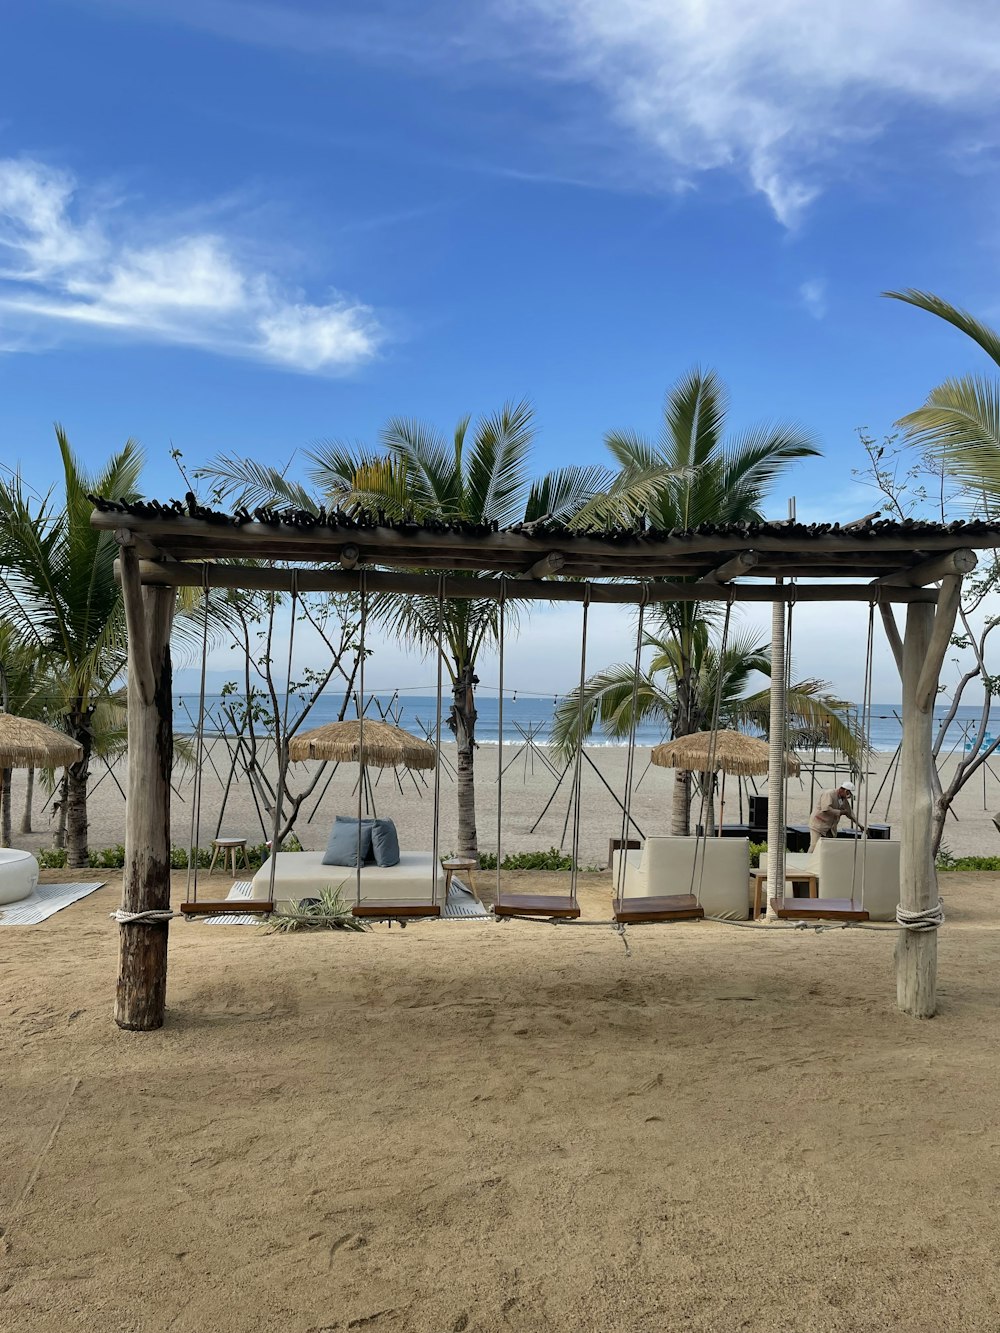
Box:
[9,740,1000,865]
[2,867,1000,1331]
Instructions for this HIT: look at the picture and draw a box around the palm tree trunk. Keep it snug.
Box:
[449,662,479,858]
[55,770,68,849]
[1,769,11,846]
[20,767,33,834]
[65,710,93,869]
[671,771,691,835]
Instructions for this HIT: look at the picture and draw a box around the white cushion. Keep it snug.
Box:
[816,839,900,920]
[250,851,441,911]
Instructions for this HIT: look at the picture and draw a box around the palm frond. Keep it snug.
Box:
[897,375,1000,505]
[884,289,1000,370]
[196,453,319,512]
[464,399,535,527]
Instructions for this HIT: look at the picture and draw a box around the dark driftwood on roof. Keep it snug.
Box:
[90,493,1000,590]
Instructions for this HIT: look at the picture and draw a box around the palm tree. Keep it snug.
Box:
[201,401,605,857]
[564,368,821,830]
[885,289,1000,504]
[552,622,861,833]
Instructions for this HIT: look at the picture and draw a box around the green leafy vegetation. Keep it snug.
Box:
[265,886,368,932]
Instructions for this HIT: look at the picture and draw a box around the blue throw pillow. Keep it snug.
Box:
[322,816,374,867]
[371,818,400,867]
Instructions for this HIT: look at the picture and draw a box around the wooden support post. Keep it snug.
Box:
[879,601,904,675]
[915,575,962,711]
[877,548,976,586]
[897,601,938,1018]
[521,551,565,580]
[115,583,175,1031]
[117,537,156,707]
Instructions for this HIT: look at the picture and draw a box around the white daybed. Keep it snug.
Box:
[250,850,442,913]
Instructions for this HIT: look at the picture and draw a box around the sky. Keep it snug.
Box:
[3,0,1000,702]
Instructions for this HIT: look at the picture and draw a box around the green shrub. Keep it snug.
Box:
[265,886,368,933]
[477,847,578,872]
[937,853,1000,872]
[749,841,767,868]
[36,847,68,869]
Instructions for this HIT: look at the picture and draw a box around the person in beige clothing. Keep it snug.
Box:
[809,781,864,852]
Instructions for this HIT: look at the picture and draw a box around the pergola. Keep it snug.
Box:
[91,496,1000,1030]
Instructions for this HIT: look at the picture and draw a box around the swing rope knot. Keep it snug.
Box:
[895,899,945,931]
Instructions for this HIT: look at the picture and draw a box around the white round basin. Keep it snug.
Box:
[0,848,39,905]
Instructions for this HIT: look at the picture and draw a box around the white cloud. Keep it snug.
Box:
[0,158,382,372]
[798,278,827,320]
[495,0,1000,224]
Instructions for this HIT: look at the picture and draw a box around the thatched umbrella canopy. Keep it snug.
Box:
[651,729,800,778]
[0,712,83,769]
[288,719,436,771]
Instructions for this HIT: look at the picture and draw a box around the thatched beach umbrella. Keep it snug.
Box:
[651,729,800,778]
[0,712,83,769]
[288,719,436,771]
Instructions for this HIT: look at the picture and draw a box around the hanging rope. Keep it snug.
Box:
[615,586,648,901]
[690,592,734,903]
[780,581,796,864]
[896,899,945,930]
[110,909,177,924]
[569,586,591,905]
[266,570,299,907]
[355,569,367,909]
[855,598,877,909]
[185,567,212,905]
[496,577,507,906]
[431,573,446,910]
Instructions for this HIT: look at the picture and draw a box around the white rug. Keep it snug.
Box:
[200,879,490,925]
[0,881,107,925]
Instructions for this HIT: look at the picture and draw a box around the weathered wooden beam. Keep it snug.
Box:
[117,536,156,707]
[703,551,758,583]
[130,559,941,603]
[115,583,175,1031]
[877,548,977,586]
[92,508,1000,561]
[915,574,963,712]
[879,602,904,676]
[520,551,564,580]
[897,600,938,1018]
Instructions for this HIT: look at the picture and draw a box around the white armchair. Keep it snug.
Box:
[815,839,900,920]
[612,836,750,921]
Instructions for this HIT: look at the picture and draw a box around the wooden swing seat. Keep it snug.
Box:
[769,896,869,923]
[351,900,441,920]
[180,900,275,916]
[612,894,704,924]
[493,892,581,920]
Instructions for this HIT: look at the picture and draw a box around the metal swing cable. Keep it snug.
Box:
[569,586,591,906]
[267,570,299,909]
[781,582,796,864]
[355,570,367,909]
[616,586,648,903]
[691,593,734,904]
[496,577,507,907]
[856,598,877,910]
[431,574,445,910]
[185,567,212,906]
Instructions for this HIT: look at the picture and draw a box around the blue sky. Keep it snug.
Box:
[3,0,1000,697]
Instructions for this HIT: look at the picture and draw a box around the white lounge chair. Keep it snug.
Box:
[814,838,900,921]
[612,836,750,921]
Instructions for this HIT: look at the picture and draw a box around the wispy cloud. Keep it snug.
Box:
[798,279,827,320]
[0,158,382,373]
[499,0,1000,225]
[87,1,1000,226]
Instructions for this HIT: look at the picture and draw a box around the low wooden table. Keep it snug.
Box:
[750,868,818,920]
[209,836,251,877]
[441,856,480,904]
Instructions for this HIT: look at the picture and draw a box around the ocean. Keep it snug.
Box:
[173,692,1000,756]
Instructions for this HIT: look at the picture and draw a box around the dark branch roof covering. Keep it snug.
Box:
[90,494,1000,582]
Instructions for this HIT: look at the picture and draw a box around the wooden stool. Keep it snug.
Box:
[209,837,251,877]
[441,856,480,903]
